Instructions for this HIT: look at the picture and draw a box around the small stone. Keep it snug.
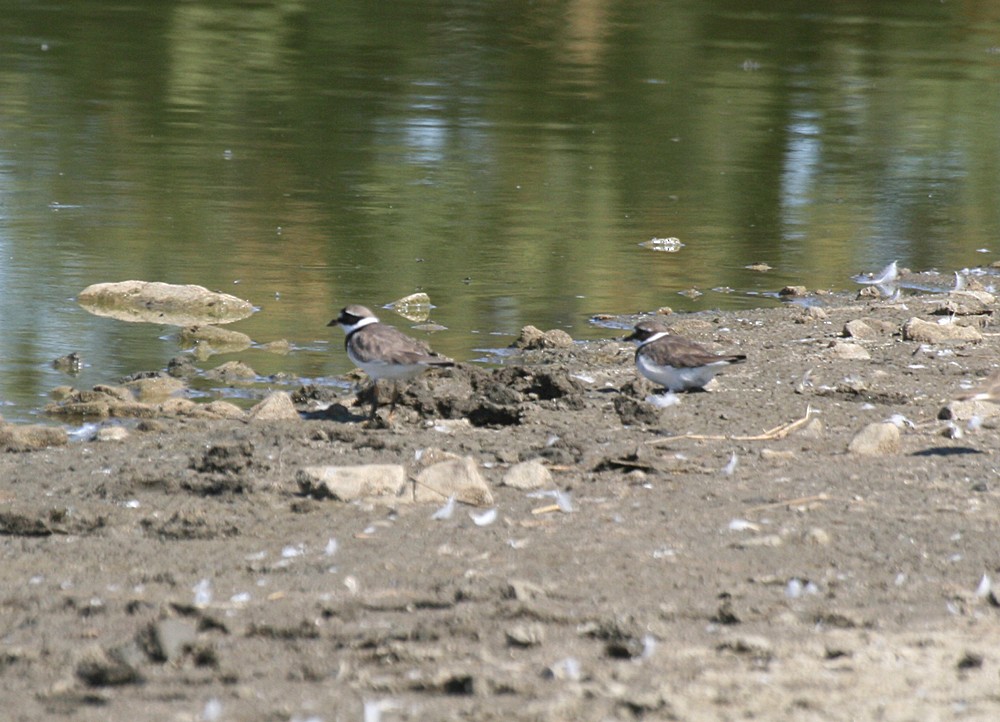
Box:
[296,465,409,503]
[779,285,807,297]
[75,644,143,687]
[803,527,831,546]
[177,325,252,352]
[717,635,773,661]
[506,623,545,647]
[847,422,901,455]
[198,401,248,420]
[746,263,772,272]
[827,341,871,360]
[940,399,1000,422]
[511,325,574,350]
[248,392,299,421]
[842,320,877,340]
[902,317,983,343]
[96,426,129,442]
[261,339,291,354]
[414,457,494,507]
[123,376,187,404]
[759,448,795,463]
[502,460,551,490]
[0,424,69,452]
[141,618,198,663]
[204,361,258,381]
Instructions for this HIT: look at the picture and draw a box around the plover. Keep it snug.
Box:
[329,304,454,421]
[626,319,746,392]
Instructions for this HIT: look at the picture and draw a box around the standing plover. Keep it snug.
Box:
[329,304,454,421]
[626,319,746,392]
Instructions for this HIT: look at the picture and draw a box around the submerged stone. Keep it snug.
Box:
[78,281,254,326]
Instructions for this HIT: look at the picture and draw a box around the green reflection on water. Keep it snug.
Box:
[2,0,1000,419]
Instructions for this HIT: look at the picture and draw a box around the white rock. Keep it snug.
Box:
[414,456,494,507]
[297,465,409,503]
[248,391,300,421]
[78,280,254,326]
[902,317,983,343]
[95,426,129,442]
[501,460,551,490]
[826,341,871,360]
[847,422,901,456]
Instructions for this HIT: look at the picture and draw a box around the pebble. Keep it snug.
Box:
[827,341,871,360]
[0,423,69,451]
[414,457,494,507]
[296,464,409,503]
[95,426,129,442]
[902,317,983,343]
[847,422,901,455]
[501,460,551,490]
[248,392,300,421]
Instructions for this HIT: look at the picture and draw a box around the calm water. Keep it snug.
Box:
[3,0,1000,422]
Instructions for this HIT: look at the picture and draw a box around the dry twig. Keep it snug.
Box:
[648,405,815,444]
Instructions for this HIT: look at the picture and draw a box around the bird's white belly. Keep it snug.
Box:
[636,355,722,391]
[351,356,424,381]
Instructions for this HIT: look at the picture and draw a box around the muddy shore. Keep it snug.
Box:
[3,281,1000,721]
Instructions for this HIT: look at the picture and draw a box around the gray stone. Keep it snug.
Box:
[78,280,254,326]
[847,422,901,455]
[414,456,494,507]
[248,392,299,421]
[297,464,409,503]
[502,460,551,490]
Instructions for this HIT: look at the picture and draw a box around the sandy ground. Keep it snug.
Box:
[3,283,1000,721]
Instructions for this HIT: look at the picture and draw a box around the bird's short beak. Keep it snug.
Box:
[327,318,339,327]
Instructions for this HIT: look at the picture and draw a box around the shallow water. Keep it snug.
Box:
[3,1,1000,421]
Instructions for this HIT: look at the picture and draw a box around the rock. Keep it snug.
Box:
[0,424,69,452]
[52,352,83,374]
[177,325,252,352]
[902,317,983,343]
[96,426,129,442]
[506,623,545,647]
[511,325,574,350]
[139,618,198,663]
[197,400,248,420]
[261,339,291,354]
[248,392,299,421]
[847,422,901,455]
[803,527,832,546]
[799,306,828,322]
[939,399,1000,422]
[78,281,254,326]
[75,644,143,686]
[827,341,871,360]
[296,465,409,503]
[795,417,825,439]
[745,262,772,272]
[502,460,551,490]
[123,376,187,404]
[842,320,878,340]
[414,457,494,507]
[204,361,257,381]
[390,293,432,322]
[779,285,807,297]
[717,634,774,661]
[759,448,795,463]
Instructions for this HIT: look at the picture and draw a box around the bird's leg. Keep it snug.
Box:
[368,380,379,421]
[387,381,401,421]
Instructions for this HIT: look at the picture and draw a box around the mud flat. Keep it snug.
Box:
[2,283,1000,721]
